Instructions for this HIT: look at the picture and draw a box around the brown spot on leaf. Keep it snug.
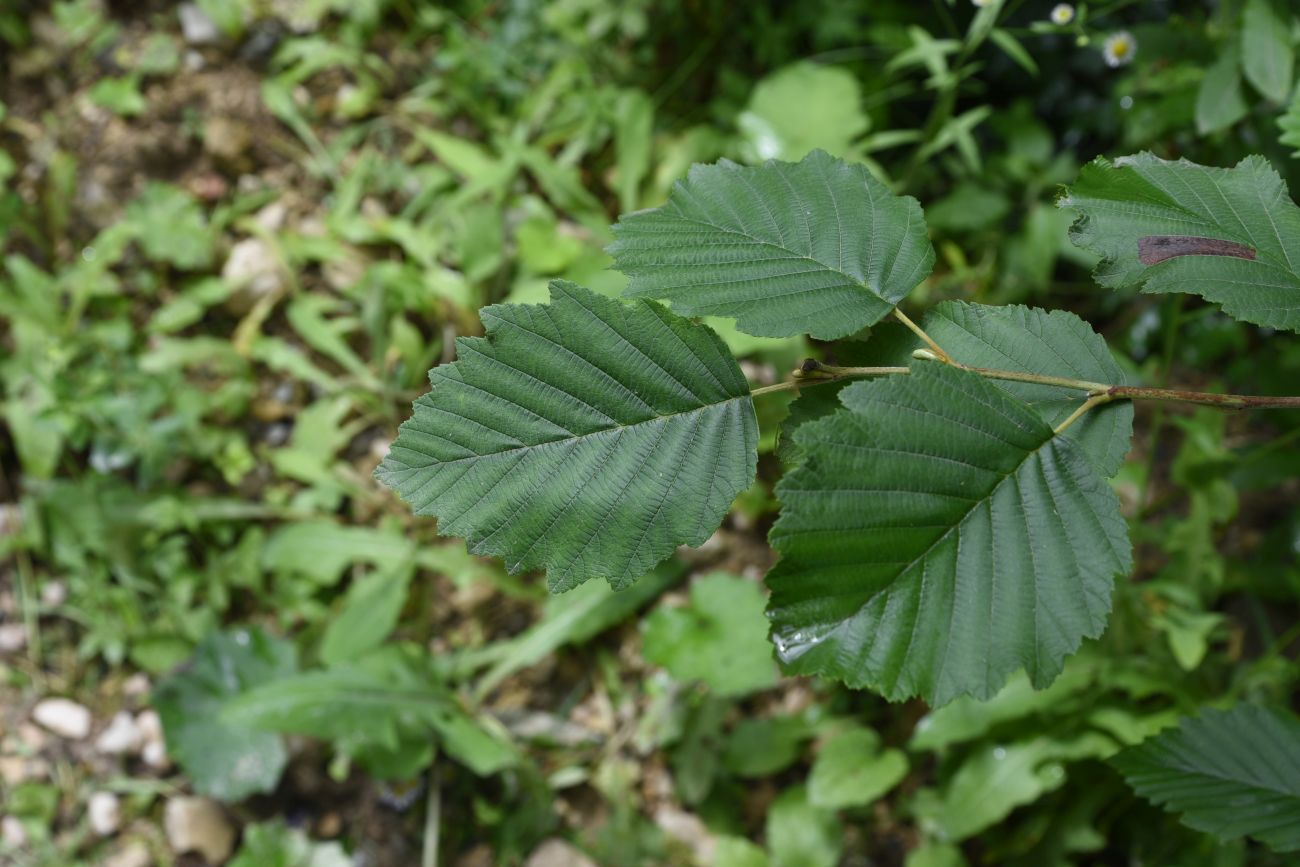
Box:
[1138,235,1256,265]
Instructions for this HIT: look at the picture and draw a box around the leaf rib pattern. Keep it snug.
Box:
[1062,152,1300,332]
[1112,705,1300,852]
[923,302,1134,476]
[608,149,935,340]
[767,363,1131,706]
[376,282,758,592]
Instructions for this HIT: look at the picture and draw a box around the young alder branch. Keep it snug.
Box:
[750,356,1300,411]
[1054,394,1113,435]
[892,309,951,362]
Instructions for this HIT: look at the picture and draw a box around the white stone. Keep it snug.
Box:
[0,755,49,785]
[141,739,169,770]
[89,792,122,836]
[135,709,163,742]
[177,3,220,44]
[222,237,286,298]
[17,723,47,752]
[32,698,92,739]
[96,712,143,756]
[524,839,598,867]
[254,201,288,233]
[39,581,66,608]
[102,841,153,867]
[123,673,151,699]
[136,709,169,768]
[654,806,714,864]
[164,797,235,864]
[0,623,26,655]
[2,815,26,849]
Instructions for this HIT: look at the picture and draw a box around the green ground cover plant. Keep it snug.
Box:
[380,147,1300,853]
[3,1,1300,865]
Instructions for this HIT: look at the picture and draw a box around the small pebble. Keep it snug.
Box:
[96,712,143,756]
[136,709,163,742]
[0,755,50,785]
[525,839,598,867]
[1,815,26,849]
[123,673,152,700]
[17,723,47,752]
[177,3,220,45]
[0,623,26,655]
[222,237,286,304]
[40,581,67,608]
[102,841,153,867]
[89,792,122,836]
[142,739,169,769]
[164,797,235,864]
[32,698,93,740]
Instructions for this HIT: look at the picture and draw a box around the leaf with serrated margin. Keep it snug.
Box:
[923,302,1133,476]
[779,304,1134,477]
[609,149,935,340]
[767,363,1131,706]
[376,281,758,592]
[1062,153,1300,333]
[1112,705,1300,852]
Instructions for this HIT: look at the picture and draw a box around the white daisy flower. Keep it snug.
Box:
[1103,31,1137,67]
[1050,4,1075,25]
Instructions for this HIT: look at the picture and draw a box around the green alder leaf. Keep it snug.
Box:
[1111,705,1300,852]
[923,302,1133,477]
[642,572,778,696]
[777,323,917,466]
[786,304,1131,474]
[376,281,758,592]
[608,149,935,340]
[154,628,295,801]
[1061,153,1300,333]
[767,363,1131,706]
[1241,0,1295,104]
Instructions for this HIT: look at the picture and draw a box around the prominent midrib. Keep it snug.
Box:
[629,214,873,294]
[398,394,752,471]
[792,421,1062,629]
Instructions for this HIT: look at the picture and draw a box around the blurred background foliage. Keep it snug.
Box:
[0,0,1298,865]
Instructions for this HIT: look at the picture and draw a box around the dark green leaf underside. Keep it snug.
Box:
[767,363,1131,706]
[376,281,757,592]
[1062,153,1300,333]
[609,149,935,340]
[1112,705,1300,852]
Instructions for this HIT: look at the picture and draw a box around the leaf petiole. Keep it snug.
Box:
[752,356,1300,413]
[892,308,951,362]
